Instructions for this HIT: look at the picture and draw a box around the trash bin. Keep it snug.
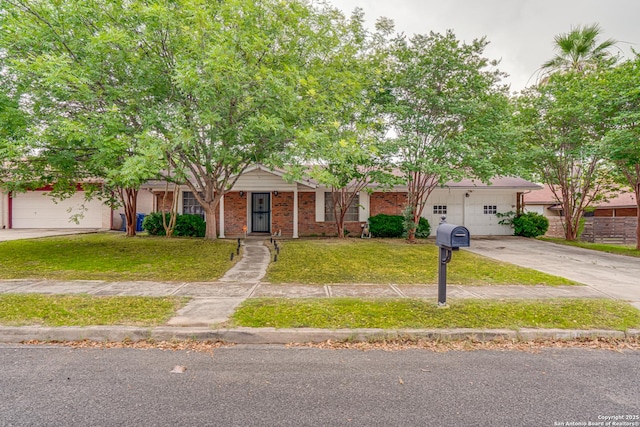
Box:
[136,213,146,232]
[120,213,126,231]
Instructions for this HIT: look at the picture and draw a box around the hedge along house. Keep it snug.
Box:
[129,165,542,238]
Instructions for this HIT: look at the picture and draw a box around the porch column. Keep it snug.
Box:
[293,187,299,238]
[219,194,225,238]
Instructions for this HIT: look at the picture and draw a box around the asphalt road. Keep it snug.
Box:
[1,345,638,427]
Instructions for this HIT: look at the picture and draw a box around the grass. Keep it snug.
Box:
[0,233,238,281]
[232,298,640,331]
[540,237,640,258]
[266,239,577,286]
[0,294,186,327]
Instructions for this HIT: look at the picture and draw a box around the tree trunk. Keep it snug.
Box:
[204,205,217,240]
[119,187,138,237]
[161,185,179,238]
[636,183,640,250]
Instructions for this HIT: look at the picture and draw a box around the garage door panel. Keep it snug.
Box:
[12,192,104,228]
[465,193,514,236]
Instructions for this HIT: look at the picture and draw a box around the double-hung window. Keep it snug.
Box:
[324,193,360,222]
[183,191,205,219]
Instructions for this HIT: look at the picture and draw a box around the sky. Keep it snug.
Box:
[328,0,640,93]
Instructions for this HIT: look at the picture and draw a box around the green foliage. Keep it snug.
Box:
[513,212,549,238]
[142,212,170,236]
[415,217,431,238]
[369,214,431,238]
[143,212,205,238]
[368,214,404,238]
[174,214,206,238]
[387,30,512,241]
[498,211,549,238]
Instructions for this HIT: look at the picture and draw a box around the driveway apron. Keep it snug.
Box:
[464,237,640,308]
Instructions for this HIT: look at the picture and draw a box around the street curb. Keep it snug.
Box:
[0,326,638,345]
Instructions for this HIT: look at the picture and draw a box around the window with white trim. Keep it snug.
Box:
[183,191,205,218]
[324,192,359,222]
[483,205,497,215]
[433,205,447,215]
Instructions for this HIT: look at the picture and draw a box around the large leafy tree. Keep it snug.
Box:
[515,70,617,241]
[599,54,640,248]
[155,0,347,240]
[387,31,511,242]
[516,24,619,241]
[1,0,346,240]
[295,10,397,238]
[0,0,169,235]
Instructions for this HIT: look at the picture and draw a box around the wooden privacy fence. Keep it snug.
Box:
[580,217,638,244]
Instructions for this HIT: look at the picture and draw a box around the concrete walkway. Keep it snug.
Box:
[167,238,271,326]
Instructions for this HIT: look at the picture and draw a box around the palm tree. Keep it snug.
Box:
[541,23,617,74]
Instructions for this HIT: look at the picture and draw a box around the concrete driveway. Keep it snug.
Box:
[464,237,640,306]
[0,229,101,241]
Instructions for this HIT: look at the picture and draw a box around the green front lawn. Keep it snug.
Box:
[0,233,237,281]
[232,298,640,331]
[266,239,577,286]
[540,238,640,258]
[0,294,186,327]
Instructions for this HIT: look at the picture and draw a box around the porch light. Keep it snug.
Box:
[239,191,244,197]
[274,191,278,196]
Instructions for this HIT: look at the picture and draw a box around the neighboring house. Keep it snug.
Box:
[0,185,112,230]
[523,184,638,218]
[1,164,541,237]
[523,185,639,241]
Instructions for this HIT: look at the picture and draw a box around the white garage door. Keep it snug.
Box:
[12,191,104,228]
[464,192,514,236]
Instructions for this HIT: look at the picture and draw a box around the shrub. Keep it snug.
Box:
[175,214,206,237]
[368,214,404,238]
[513,212,549,238]
[501,211,549,238]
[143,212,206,238]
[415,217,431,238]
[142,212,170,236]
[369,213,431,238]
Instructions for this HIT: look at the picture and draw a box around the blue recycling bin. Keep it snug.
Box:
[136,213,146,232]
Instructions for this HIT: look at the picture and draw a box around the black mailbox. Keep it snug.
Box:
[436,224,470,249]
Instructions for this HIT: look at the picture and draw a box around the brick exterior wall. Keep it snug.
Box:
[297,192,363,237]
[223,192,247,236]
[370,192,407,216]
[272,192,294,236]
[154,191,175,212]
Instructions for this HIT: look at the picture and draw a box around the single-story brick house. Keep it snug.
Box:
[0,164,541,237]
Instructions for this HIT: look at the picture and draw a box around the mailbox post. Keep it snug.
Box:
[435,218,470,306]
